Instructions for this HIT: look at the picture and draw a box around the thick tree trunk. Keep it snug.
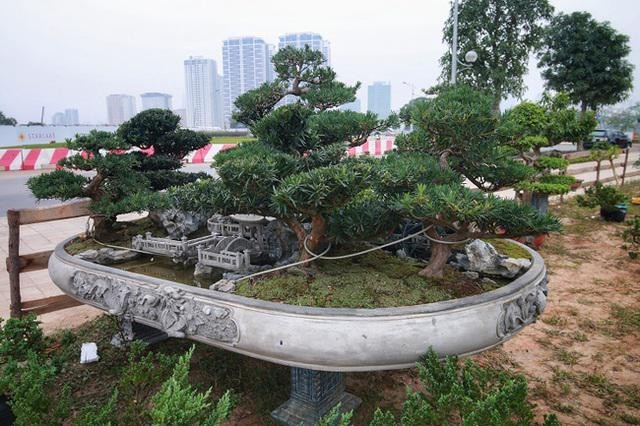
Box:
[306,215,328,257]
[91,215,113,242]
[283,217,308,260]
[419,241,451,278]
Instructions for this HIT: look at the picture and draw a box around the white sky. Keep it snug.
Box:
[0,0,638,124]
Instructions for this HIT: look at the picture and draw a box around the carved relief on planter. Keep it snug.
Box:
[71,271,239,343]
[496,274,548,338]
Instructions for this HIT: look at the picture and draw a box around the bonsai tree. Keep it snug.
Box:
[589,142,622,184]
[498,93,596,210]
[576,182,629,222]
[173,46,398,259]
[27,109,209,238]
[394,85,561,277]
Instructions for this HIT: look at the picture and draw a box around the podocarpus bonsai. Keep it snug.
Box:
[174,46,397,259]
[499,92,596,211]
[27,109,208,238]
[395,86,561,277]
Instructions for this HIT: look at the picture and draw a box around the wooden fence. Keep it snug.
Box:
[6,200,91,318]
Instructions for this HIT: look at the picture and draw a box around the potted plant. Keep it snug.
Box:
[576,182,629,222]
[45,53,559,425]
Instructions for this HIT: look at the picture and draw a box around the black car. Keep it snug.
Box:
[584,129,632,149]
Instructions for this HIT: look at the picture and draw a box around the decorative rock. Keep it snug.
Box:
[149,208,206,239]
[77,248,139,265]
[481,277,497,285]
[80,342,99,364]
[452,239,531,278]
[461,271,480,280]
[194,263,215,280]
[210,279,236,293]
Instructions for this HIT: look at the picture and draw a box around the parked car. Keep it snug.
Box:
[584,129,632,149]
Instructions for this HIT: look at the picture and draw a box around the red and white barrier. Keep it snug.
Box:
[0,137,397,171]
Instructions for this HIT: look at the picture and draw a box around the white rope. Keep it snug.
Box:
[91,238,159,255]
[301,225,433,260]
[422,232,471,245]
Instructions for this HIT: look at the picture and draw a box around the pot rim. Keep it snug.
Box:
[55,234,545,318]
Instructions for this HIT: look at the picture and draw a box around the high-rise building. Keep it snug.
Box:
[367,82,391,119]
[64,109,79,125]
[51,112,66,125]
[277,33,331,105]
[222,36,273,128]
[173,108,187,126]
[106,94,137,125]
[184,56,222,129]
[278,32,331,64]
[140,92,172,111]
[339,99,361,113]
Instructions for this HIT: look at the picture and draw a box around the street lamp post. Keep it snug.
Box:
[450,0,478,84]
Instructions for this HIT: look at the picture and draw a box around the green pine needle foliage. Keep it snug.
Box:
[150,345,234,426]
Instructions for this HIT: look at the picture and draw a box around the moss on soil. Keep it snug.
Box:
[484,238,532,260]
[235,248,509,308]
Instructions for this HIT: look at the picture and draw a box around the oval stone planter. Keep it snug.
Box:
[49,236,548,372]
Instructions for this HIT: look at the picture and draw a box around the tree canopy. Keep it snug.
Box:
[27,109,208,238]
[537,12,634,112]
[440,0,554,112]
[0,111,17,126]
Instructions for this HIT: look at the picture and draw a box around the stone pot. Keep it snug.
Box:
[49,236,548,424]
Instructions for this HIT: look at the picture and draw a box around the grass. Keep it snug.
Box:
[483,238,532,260]
[235,248,511,308]
[209,136,255,145]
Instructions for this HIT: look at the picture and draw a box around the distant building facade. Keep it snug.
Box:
[184,56,222,129]
[173,108,187,126]
[339,99,361,113]
[51,112,66,125]
[64,109,79,125]
[222,36,273,128]
[367,82,391,119]
[278,33,331,105]
[106,94,137,125]
[140,92,172,111]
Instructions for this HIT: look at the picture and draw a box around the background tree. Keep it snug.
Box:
[498,92,596,199]
[538,12,634,113]
[440,0,554,113]
[599,103,640,131]
[27,109,208,238]
[0,111,17,126]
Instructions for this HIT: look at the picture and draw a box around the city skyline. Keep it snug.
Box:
[367,82,391,119]
[106,94,136,125]
[1,0,639,124]
[184,56,223,129]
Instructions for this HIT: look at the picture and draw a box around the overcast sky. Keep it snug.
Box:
[1,0,638,124]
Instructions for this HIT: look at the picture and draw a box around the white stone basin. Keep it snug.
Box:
[49,236,548,372]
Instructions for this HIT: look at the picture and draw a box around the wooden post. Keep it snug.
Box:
[7,210,22,318]
[621,148,630,186]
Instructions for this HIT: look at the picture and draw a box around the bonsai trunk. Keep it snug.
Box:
[419,241,451,279]
[283,217,308,259]
[306,215,329,258]
[91,215,113,241]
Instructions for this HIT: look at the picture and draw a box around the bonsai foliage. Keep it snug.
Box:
[499,92,596,195]
[179,46,398,258]
[440,0,554,112]
[538,12,634,113]
[576,183,628,212]
[396,86,560,277]
[27,109,208,237]
[369,348,560,426]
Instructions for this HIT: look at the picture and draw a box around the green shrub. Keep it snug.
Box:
[0,351,70,426]
[368,348,559,426]
[74,389,118,426]
[576,183,628,211]
[150,345,234,426]
[0,314,44,362]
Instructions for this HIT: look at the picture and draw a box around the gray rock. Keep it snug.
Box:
[222,272,248,281]
[149,208,206,239]
[194,262,215,280]
[461,271,480,280]
[210,279,236,293]
[451,239,531,279]
[77,248,138,265]
[481,277,497,285]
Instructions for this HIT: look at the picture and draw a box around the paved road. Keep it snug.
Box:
[0,164,217,217]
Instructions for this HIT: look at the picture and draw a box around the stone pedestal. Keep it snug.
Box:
[271,367,361,426]
[111,317,168,347]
